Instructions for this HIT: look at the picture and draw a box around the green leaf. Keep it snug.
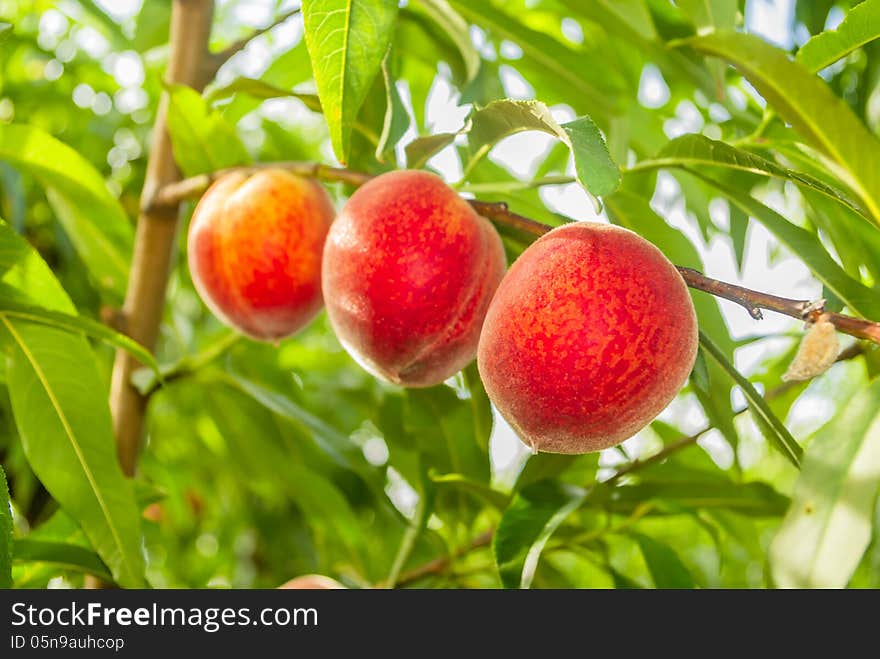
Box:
[302,0,400,163]
[413,0,480,83]
[562,116,622,198]
[0,124,133,302]
[0,221,145,587]
[132,0,170,52]
[631,533,695,588]
[0,301,159,376]
[165,84,252,177]
[222,373,384,492]
[465,100,620,202]
[690,345,710,392]
[214,40,316,124]
[0,465,11,589]
[675,0,738,33]
[608,480,788,516]
[405,133,458,169]
[688,171,880,320]
[0,22,11,43]
[796,0,880,73]
[448,0,622,119]
[429,471,510,510]
[12,539,113,582]
[698,330,802,468]
[683,31,880,224]
[770,377,880,588]
[206,77,322,113]
[404,387,490,485]
[375,54,411,163]
[636,134,864,217]
[493,481,588,588]
[4,323,146,588]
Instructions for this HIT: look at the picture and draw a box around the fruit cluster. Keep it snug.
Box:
[187,169,698,455]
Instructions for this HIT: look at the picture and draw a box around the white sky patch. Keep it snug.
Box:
[745,0,795,49]
[638,64,670,109]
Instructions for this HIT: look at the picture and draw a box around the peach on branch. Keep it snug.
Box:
[477,222,698,454]
[322,170,506,387]
[187,169,335,341]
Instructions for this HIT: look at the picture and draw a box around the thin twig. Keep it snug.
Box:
[202,8,300,82]
[395,530,494,588]
[148,161,371,210]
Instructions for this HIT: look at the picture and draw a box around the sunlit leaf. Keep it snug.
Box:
[684,31,880,224]
[166,84,252,176]
[494,481,587,588]
[770,377,880,588]
[796,0,880,73]
[302,0,400,163]
[0,124,132,301]
[0,465,11,588]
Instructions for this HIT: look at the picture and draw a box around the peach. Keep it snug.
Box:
[477,222,698,454]
[322,170,506,387]
[278,574,345,589]
[187,169,335,340]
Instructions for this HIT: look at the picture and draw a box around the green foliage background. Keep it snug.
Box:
[1,0,879,589]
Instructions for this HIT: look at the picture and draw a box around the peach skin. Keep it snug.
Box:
[478,222,698,454]
[322,170,506,387]
[187,169,335,341]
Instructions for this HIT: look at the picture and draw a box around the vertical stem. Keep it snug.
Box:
[109,0,214,477]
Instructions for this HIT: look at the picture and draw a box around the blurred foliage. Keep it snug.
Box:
[0,0,879,589]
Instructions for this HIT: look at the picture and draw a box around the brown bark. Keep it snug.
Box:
[109,0,215,477]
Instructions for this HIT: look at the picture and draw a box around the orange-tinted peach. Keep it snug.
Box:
[278,575,344,589]
[187,169,335,340]
[478,222,698,454]
[322,170,506,387]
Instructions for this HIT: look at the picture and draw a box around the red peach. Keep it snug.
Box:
[477,222,698,454]
[187,169,335,340]
[322,170,506,387]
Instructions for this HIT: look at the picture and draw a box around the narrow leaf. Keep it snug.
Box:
[166,84,251,177]
[405,133,458,169]
[688,171,880,320]
[770,377,880,588]
[206,77,322,113]
[683,31,880,224]
[796,0,880,73]
[676,0,738,33]
[0,124,132,301]
[375,54,411,162]
[638,134,863,217]
[429,472,510,510]
[631,533,695,589]
[302,0,400,163]
[414,0,480,82]
[0,221,145,587]
[493,481,587,588]
[0,301,159,375]
[12,539,113,582]
[699,330,802,468]
[449,0,622,118]
[0,465,11,588]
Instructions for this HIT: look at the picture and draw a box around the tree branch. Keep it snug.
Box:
[202,8,300,84]
[153,162,880,348]
[109,0,215,478]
